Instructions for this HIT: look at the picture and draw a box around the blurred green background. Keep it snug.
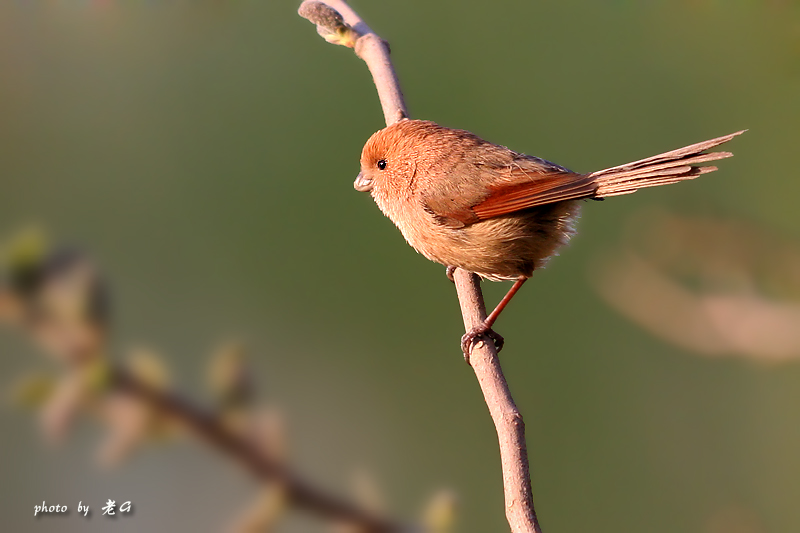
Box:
[1,1,798,532]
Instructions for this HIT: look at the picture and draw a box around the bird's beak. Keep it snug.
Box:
[353,172,373,192]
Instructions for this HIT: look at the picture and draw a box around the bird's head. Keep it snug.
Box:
[355,119,449,196]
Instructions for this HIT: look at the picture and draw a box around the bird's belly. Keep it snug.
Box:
[402,201,581,281]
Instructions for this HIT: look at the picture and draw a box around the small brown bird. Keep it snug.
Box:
[354,119,743,356]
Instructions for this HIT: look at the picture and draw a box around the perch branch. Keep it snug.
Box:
[453,272,541,533]
[299,2,541,532]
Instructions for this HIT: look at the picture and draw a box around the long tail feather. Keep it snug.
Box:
[589,130,745,198]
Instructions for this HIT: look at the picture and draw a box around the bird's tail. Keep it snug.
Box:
[589,130,745,199]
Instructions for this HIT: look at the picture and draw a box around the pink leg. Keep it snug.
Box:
[461,277,528,360]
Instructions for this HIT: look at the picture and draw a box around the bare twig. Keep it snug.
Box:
[111,368,402,533]
[298,2,541,532]
[298,0,407,125]
[0,237,406,533]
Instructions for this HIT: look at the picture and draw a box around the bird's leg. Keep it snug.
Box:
[461,277,528,361]
[445,266,457,283]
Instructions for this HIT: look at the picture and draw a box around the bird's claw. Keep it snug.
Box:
[460,324,504,363]
[446,266,457,283]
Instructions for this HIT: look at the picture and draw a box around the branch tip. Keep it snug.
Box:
[298,1,360,48]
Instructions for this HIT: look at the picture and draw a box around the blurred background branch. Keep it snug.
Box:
[592,209,800,363]
[0,228,427,533]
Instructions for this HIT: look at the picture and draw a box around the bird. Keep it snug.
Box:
[353,119,744,357]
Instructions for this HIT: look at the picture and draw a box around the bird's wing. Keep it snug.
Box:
[472,165,597,219]
[421,153,596,227]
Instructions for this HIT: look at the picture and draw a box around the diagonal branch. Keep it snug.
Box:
[298,0,407,126]
[0,238,406,533]
[111,367,404,533]
[298,2,542,532]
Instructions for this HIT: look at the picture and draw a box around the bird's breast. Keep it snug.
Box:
[375,194,431,248]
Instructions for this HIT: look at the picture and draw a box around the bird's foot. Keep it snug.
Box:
[461,323,504,364]
[446,266,457,283]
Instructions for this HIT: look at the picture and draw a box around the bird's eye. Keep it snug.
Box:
[377,159,387,170]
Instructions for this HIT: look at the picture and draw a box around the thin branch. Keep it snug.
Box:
[298,2,542,532]
[111,367,403,533]
[298,0,407,125]
[0,238,407,533]
[452,273,541,533]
